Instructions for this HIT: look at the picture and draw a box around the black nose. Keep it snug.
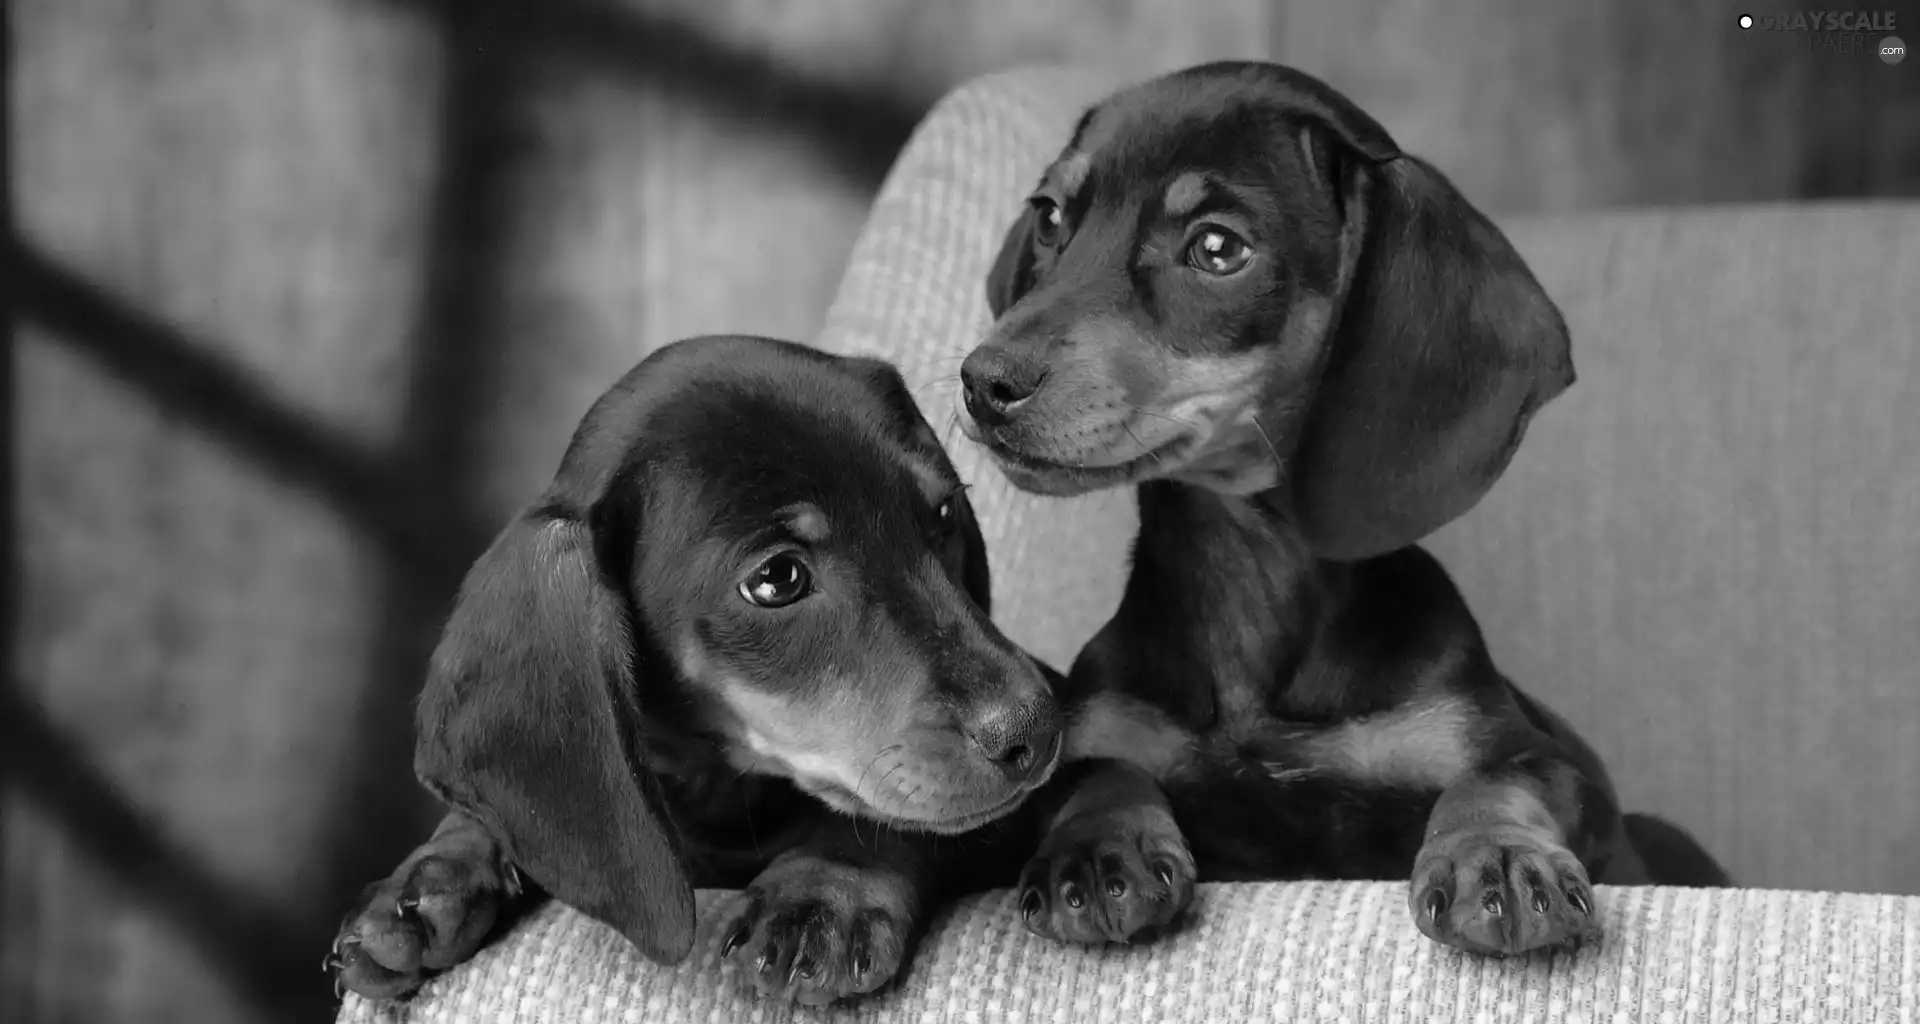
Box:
[960,344,1047,427]
[964,699,1062,783]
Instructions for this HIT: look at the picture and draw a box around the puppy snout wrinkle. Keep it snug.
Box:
[960,343,1048,426]
[963,697,1063,782]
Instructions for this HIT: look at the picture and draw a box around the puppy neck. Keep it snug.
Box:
[1134,478,1313,565]
[1128,480,1345,724]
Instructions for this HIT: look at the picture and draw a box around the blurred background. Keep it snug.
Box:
[7,1,1917,1021]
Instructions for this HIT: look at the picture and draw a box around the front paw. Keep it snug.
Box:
[714,858,913,1006]
[1017,804,1196,946]
[1411,825,1600,956]
[327,849,522,1000]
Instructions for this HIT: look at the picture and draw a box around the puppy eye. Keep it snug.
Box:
[935,498,957,535]
[740,554,812,609]
[1030,198,1065,247]
[1187,227,1253,276]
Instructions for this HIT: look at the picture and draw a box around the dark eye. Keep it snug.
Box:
[935,497,958,536]
[1186,227,1252,276]
[739,554,812,608]
[1030,197,1065,247]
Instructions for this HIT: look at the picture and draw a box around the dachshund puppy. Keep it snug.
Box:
[958,62,1728,958]
[328,336,1062,1006]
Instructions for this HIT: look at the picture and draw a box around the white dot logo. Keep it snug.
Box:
[1738,14,1754,29]
[1882,35,1907,64]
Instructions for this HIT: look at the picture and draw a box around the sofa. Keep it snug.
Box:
[336,67,1920,1023]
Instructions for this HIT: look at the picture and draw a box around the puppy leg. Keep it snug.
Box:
[1410,756,1611,957]
[713,815,986,1007]
[1017,759,1197,945]
[328,812,526,1000]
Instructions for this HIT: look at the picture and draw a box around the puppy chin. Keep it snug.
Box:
[793,755,1058,833]
[847,784,1040,835]
[887,789,1036,835]
[850,747,1061,834]
[978,424,1217,497]
[963,413,1178,497]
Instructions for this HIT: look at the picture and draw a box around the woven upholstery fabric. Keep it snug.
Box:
[812,67,1137,674]
[338,68,1920,1022]
[337,884,1920,1023]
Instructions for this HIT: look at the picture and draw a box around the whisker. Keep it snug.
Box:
[874,765,911,848]
[854,744,905,849]
[1120,421,1162,467]
[912,373,962,399]
[896,354,969,375]
[942,409,969,450]
[877,761,906,801]
[856,745,903,798]
[1124,404,1201,431]
[1251,414,1283,466]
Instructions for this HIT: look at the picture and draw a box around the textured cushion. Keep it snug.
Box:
[338,884,1920,1024]
[338,67,1920,1022]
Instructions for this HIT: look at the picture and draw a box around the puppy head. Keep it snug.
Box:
[962,61,1574,559]
[414,336,1059,965]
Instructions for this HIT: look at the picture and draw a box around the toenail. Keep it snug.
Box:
[1424,888,1450,921]
[1482,891,1505,916]
[1062,883,1085,909]
[1105,876,1127,898]
[789,956,816,984]
[1019,888,1043,920]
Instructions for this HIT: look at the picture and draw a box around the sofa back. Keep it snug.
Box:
[1430,204,1920,894]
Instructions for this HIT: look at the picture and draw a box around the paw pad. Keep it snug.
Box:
[1411,828,1602,957]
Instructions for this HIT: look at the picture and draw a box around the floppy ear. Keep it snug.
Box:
[984,205,1040,319]
[412,502,695,964]
[1286,127,1574,561]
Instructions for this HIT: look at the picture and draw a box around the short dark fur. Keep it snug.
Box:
[961,62,1727,957]
[328,336,1061,1006]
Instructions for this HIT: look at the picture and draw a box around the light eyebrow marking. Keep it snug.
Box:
[1163,172,1210,217]
[1057,151,1091,196]
[918,470,951,507]
[785,503,829,544]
